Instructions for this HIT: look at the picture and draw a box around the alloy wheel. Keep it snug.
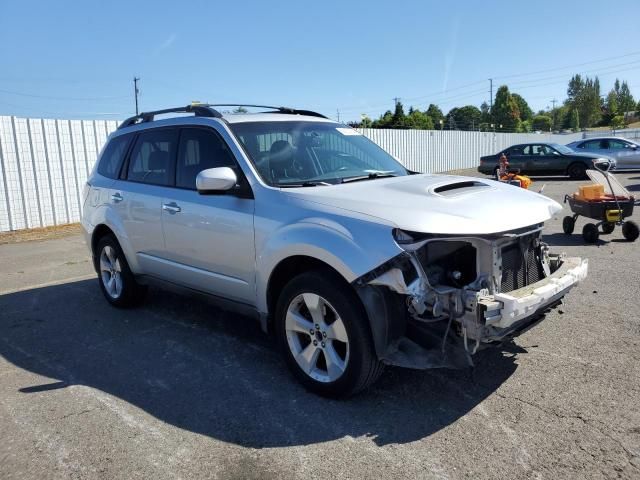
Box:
[285,293,350,383]
[100,245,123,299]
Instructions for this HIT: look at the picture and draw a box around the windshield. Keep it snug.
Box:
[229,121,408,187]
[549,143,573,154]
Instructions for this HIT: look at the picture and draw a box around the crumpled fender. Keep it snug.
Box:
[255,217,402,314]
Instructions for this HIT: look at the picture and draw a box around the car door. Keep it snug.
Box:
[528,144,556,173]
[160,126,256,304]
[505,145,526,172]
[521,144,540,174]
[111,127,179,276]
[609,139,640,169]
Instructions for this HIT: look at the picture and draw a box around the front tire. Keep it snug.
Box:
[275,270,383,398]
[96,234,147,308]
[568,163,587,179]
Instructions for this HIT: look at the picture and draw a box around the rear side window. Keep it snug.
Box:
[176,128,237,189]
[127,129,178,186]
[97,135,130,179]
[582,140,602,149]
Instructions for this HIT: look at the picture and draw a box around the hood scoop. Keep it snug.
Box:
[433,180,491,197]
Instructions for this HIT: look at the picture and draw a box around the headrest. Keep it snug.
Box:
[269,140,293,165]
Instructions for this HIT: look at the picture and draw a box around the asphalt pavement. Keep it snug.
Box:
[1,172,639,479]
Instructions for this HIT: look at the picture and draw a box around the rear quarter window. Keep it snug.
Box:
[97,135,131,179]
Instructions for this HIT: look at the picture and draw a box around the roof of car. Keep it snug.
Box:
[222,112,335,124]
[117,104,335,130]
[576,136,633,141]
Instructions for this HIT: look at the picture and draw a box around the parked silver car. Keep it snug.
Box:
[82,104,588,397]
[567,137,640,170]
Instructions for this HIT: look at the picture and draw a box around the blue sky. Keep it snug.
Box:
[1,0,639,122]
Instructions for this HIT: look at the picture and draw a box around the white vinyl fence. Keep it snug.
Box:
[0,114,612,233]
[0,116,119,232]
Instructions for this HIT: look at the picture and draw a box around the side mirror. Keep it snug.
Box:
[196,167,237,194]
[593,158,611,172]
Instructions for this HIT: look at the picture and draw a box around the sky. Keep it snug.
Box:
[1,0,639,123]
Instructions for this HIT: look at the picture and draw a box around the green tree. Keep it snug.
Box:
[565,75,601,128]
[480,101,491,124]
[391,101,407,127]
[491,85,520,131]
[447,105,482,130]
[616,80,635,114]
[512,93,533,121]
[406,109,434,130]
[426,104,444,129]
[532,115,552,132]
[569,108,580,132]
[606,90,618,115]
[372,110,393,128]
[611,115,625,130]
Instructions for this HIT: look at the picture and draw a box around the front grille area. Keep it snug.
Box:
[500,236,544,292]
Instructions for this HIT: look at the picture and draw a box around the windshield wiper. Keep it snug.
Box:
[278,180,332,188]
[340,172,397,184]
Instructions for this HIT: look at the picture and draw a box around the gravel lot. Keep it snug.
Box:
[1,172,639,479]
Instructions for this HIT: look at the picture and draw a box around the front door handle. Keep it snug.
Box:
[111,192,123,203]
[162,202,181,214]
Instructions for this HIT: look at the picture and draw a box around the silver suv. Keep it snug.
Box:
[82,104,588,397]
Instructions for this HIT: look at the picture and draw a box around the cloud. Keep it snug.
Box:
[154,33,177,56]
[442,17,460,93]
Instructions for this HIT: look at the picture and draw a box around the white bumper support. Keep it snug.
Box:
[484,257,588,329]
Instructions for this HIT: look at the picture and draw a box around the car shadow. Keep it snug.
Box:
[0,279,520,448]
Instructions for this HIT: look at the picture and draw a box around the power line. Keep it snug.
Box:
[493,50,640,80]
[0,88,130,101]
[335,50,640,117]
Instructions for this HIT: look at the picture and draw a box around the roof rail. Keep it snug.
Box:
[118,104,223,130]
[118,103,329,129]
[208,104,328,119]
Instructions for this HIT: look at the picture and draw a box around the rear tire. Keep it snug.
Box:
[562,216,575,235]
[582,223,599,244]
[95,234,147,308]
[275,269,383,398]
[622,221,639,242]
[568,163,587,179]
[601,222,615,234]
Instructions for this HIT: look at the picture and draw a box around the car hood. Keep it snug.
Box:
[282,174,562,235]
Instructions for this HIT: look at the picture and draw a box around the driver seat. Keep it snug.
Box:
[269,140,295,181]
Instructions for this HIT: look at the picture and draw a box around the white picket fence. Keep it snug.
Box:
[0,114,604,233]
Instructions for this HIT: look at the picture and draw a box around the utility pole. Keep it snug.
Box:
[489,78,493,110]
[551,98,557,131]
[133,77,140,115]
[336,109,340,122]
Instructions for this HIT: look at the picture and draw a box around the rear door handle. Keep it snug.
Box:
[162,202,181,214]
[111,192,123,203]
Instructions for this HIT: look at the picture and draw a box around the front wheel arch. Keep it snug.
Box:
[567,162,587,179]
[267,256,355,326]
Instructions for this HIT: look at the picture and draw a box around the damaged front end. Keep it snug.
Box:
[354,224,588,369]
